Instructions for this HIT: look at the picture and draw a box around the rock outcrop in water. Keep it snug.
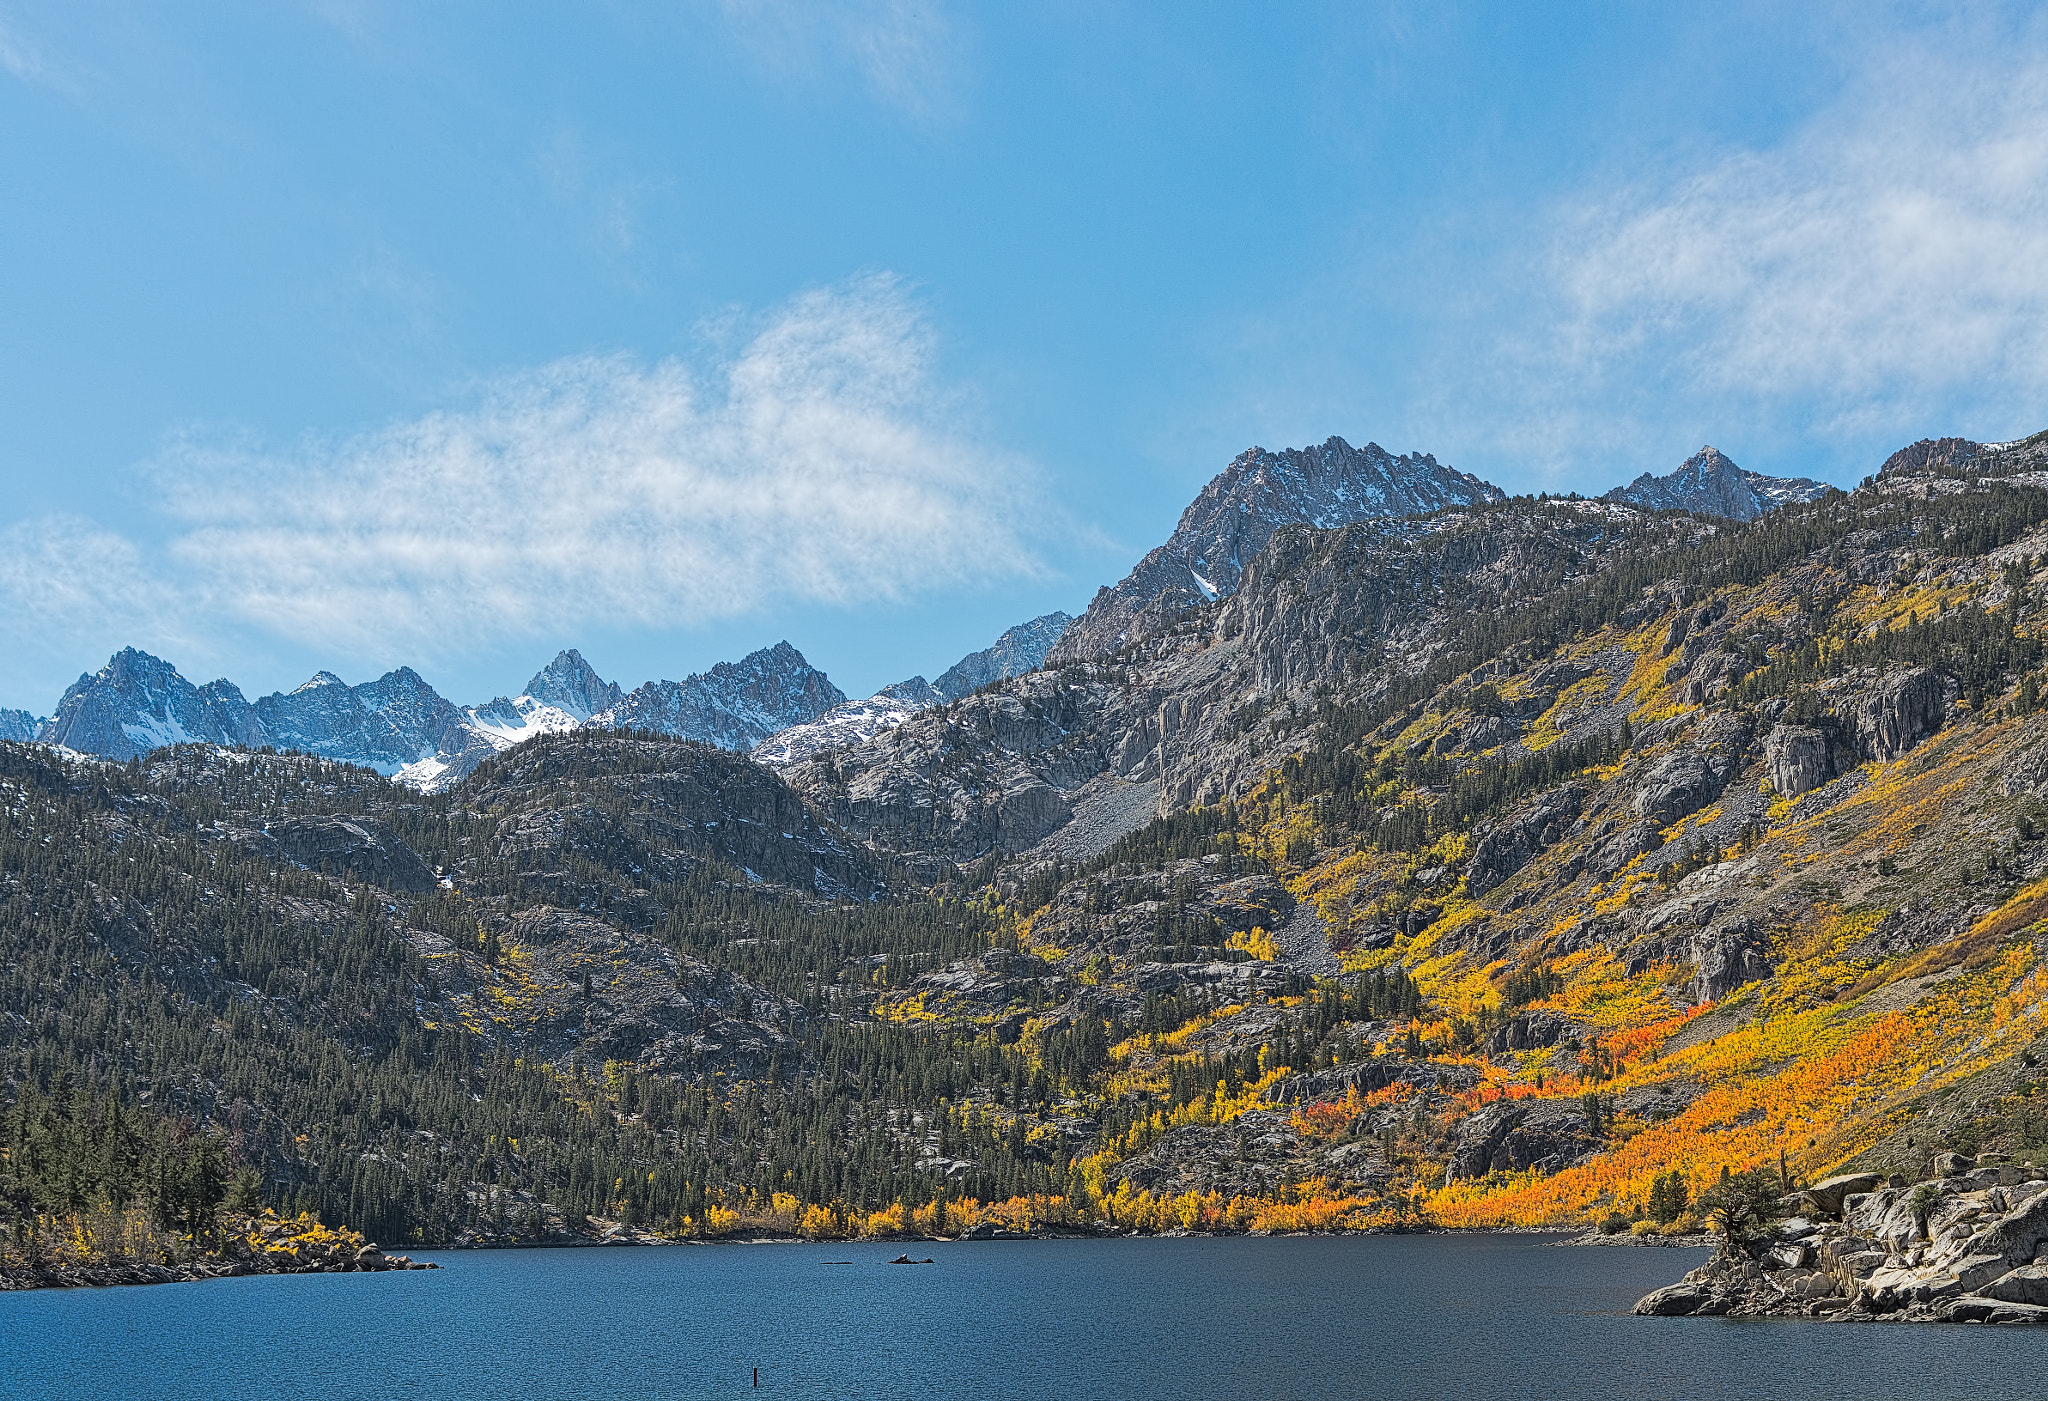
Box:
[1634,1157,2048,1324]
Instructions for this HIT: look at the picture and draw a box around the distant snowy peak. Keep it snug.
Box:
[1052,435,1503,662]
[755,611,1076,768]
[253,664,460,773]
[933,611,1073,700]
[394,650,622,792]
[1602,446,1830,522]
[593,641,846,751]
[25,641,845,792]
[395,693,585,793]
[878,676,941,705]
[754,611,1083,766]
[35,647,482,780]
[39,648,264,761]
[522,648,623,722]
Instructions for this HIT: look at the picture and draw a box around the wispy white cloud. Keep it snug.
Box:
[708,0,968,125]
[0,12,73,92]
[1499,30,2048,464]
[0,20,36,81]
[57,274,1040,662]
[0,514,207,699]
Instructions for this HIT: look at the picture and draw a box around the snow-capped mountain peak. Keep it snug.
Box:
[752,684,936,767]
[522,648,624,722]
[38,648,264,761]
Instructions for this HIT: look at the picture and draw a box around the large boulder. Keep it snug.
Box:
[1799,1172,1884,1218]
[1677,652,1743,706]
[1688,922,1768,1001]
[1459,713,1520,751]
[1632,752,1725,825]
[1485,1010,1574,1054]
[1978,1265,2048,1306]
[1585,819,1663,880]
[1632,1283,1729,1317]
[1445,1100,1597,1179]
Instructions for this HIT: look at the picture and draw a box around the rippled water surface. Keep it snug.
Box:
[7,1235,2047,1399]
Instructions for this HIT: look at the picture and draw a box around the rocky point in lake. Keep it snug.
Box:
[1635,1156,2048,1325]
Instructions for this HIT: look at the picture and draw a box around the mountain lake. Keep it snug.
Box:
[6,1234,2046,1399]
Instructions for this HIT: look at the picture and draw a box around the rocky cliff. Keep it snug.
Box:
[522,648,624,721]
[788,499,1701,864]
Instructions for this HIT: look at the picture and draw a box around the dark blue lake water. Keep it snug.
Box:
[5,1235,2044,1399]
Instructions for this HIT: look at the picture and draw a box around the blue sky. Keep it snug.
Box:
[4,2,2048,715]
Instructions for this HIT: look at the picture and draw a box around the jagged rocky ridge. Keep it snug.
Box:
[752,612,1077,769]
[788,498,1705,863]
[22,615,1080,793]
[933,611,1075,700]
[29,642,848,792]
[1603,446,1830,521]
[1051,436,1507,664]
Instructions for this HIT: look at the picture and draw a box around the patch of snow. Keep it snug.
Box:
[753,689,938,766]
[396,755,451,788]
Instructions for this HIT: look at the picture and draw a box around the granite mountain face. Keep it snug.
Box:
[1874,429,2048,481]
[1050,436,1506,664]
[39,648,267,761]
[786,498,1704,862]
[932,611,1074,700]
[1602,445,1831,520]
[0,709,45,744]
[522,649,625,721]
[254,667,463,772]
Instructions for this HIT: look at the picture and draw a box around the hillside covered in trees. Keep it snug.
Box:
[15,431,2048,1264]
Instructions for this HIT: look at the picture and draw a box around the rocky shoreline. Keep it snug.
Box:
[1634,1156,2048,1325]
[1,1210,436,1292]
